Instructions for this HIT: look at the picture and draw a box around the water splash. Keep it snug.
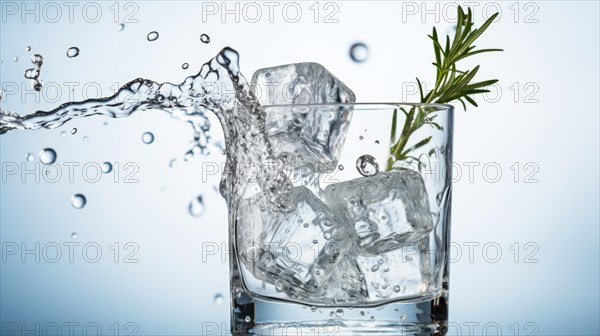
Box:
[1,47,293,211]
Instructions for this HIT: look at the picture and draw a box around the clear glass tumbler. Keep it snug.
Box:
[230,103,453,335]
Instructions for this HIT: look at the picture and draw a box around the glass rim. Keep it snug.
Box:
[260,102,454,110]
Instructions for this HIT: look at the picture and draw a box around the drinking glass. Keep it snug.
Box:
[229,103,453,335]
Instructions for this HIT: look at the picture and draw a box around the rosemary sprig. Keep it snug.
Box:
[386,6,502,171]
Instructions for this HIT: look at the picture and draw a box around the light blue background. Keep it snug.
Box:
[1,1,598,335]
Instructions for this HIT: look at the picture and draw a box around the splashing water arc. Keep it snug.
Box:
[0,47,293,211]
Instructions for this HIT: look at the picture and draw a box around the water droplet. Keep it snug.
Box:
[101,162,113,173]
[147,31,159,41]
[394,285,401,292]
[350,42,369,63]
[71,232,77,239]
[244,316,251,323]
[370,316,375,321]
[117,23,125,31]
[182,63,189,69]
[83,136,89,142]
[31,54,43,66]
[142,132,154,144]
[188,196,205,217]
[25,46,31,52]
[375,140,380,144]
[60,131,67,137]
[401,314,407,320]
[356,154,379,177]
[200,34,210,44]
[338,165,344,170]
[71,194,86,209]
[26,153,34,162]
[12,56,18,62]
[71,128,77,134]
[311,306,317,312]
[38,148,57,165]
[359,135,364,140]
[214,293,223,305]
[312,239,318,244]
[335,309,344,317]
[169,159,177,168]
[303,223,309,228]
[66,47,80,58]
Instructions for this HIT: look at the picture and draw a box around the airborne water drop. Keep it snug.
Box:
[188,196,205,217]
[101,162,113,173]
[66,47,80,58]
[38,148,57,165]
[142,132,154,144]
[147,31,159,41]
[70,194,86,209]
[349,42,369,63]
[214,294,224,305]
[200,34,210,44]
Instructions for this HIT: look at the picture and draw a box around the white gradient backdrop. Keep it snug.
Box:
[1,1,598,335]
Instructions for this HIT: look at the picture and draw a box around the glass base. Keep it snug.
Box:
[231,291,448,336]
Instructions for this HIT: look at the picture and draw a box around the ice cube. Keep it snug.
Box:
[236,186,353,296]
[251,62,355,106]
[324,170,433,254]
[251,63,355,172]
[315,254,368,304]
[356,239,431,302]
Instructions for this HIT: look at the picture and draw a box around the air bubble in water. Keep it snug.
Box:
[182,63,189,70]
[214,293,223,305]
[118,23,125,31]
[26,46,31,51]
[147,31,159,41]
[38,148,57,164]
[335,309,344,317]
[71,128,77,134]
[142,132,154,144]
[188,196,205,217]
[71,232,77,239]
[70,194,86,209]
[101,162,113,173]
[349,42,369,63]
[244,316,251,323]
[338,165,344,171]
[60,131,67,137]
[26,153,34,162]
[66,47,80,58]
[200,34,210,44]
[83,136,89,142]
[356,154,379,177]
[12,56,18,62]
